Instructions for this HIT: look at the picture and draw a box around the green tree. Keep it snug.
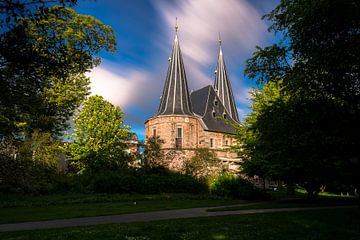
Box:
[0,6,116,138]
[183,148,222,179]
[68,96,131,173]
[0,131,61,194]
[142,136,165,169]
[241,0,359,198]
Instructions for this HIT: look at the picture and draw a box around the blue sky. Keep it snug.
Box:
[74,0,279,140]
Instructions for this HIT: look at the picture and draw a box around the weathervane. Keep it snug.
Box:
[218,32,222,46]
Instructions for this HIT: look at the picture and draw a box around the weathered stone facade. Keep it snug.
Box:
[145,115,240,172]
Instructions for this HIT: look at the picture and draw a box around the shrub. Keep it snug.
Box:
[75,167,209,195]
[210,174,269,199]
[0,152,56,195]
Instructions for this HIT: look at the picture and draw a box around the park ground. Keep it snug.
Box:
[0,189,359,239]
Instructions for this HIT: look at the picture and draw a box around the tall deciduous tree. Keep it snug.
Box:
[68,96,131,173]
[240,0,359,198]
[0,6,116,138]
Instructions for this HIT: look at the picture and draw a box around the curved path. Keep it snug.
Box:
[0,205,356,232]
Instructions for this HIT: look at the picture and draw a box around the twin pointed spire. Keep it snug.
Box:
[157,19,193,116]
[214,33,240,123]
[157,22,239,122]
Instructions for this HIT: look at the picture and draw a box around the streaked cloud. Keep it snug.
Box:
[88,60,159,111]
[153,0,271,101]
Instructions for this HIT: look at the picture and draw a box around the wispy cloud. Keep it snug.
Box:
[88,60,160,111]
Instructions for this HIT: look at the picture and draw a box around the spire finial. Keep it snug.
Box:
[175,17,178,33]
[218,32,222,46]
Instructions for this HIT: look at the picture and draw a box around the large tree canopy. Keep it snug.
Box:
[239,0,359,197]
[0,6,116,138]
[68,96,131,173]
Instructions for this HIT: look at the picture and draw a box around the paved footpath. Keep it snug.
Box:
[0,205,356,232]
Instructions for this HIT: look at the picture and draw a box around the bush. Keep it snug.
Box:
[67,167,209,195]
[0,152,56,195]
[210,174,269,200]
[136,171,208,194]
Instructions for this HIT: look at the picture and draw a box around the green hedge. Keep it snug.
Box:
[53,167,208,195]
[210,174,269,200]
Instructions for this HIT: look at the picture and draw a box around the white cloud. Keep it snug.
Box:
[87,62,158,110]
[235,86,252,104]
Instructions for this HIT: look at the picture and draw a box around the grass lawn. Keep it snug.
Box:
[1,208,359,240]
[208,196,359,212]
[0,193,245,224]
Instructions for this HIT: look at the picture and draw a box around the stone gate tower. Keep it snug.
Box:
[145,27,240,171]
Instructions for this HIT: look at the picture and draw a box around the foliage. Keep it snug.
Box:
[0,0,77,31]
[67,96,131,173]
[85,168,208,195]
[0,134,61,194]
[183,148,222,179]
[240,0,360,198]
[210,174,268,200]
[142,136,165,168]
[0,6,116,138]
[20,130,63,169]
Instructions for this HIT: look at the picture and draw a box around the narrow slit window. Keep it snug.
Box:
[176,127,183,149]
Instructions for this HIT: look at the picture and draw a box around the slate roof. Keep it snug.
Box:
[214,43,240,123]
[157,33,193,116]
[191,85,237,134]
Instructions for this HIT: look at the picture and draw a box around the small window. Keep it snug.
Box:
[223,113,227,119]
[212,111,216,117]
[176,127,183,149]
[214,100,218,106]
[210,138,214,148]
[225,140,228,146]
[177,127,182,138]
[153,128,157,138]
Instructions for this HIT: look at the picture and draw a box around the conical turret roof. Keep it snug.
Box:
[157,31,193,116]
[214,39,239,123]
